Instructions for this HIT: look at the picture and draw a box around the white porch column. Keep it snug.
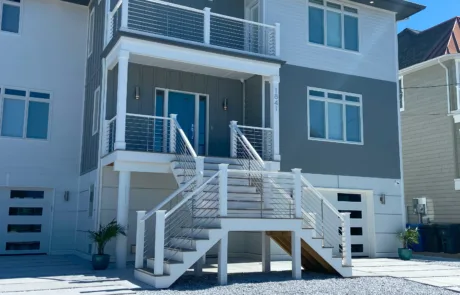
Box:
[262,231,271,272]
[218,232,228,285]
[291,230,302,279]
[115,50,130,150]
[116,170,131,269]
[269,75,280,161]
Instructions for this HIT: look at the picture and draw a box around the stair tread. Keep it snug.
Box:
[181,226,221,230]
[136,268,170,277]
[173,236,209,241]
[165,246,196,252]
[147,258,183,265]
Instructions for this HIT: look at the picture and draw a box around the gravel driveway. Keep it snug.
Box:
[140,271,458,295]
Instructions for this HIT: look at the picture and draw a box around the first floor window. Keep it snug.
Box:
[92,87,101,135]
[308,87,362,144]
[1,0,21,33]
[1,87,51,140]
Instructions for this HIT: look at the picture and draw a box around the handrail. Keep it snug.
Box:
[107,116,116,123]
[233,125,265,168]
[126,113,172,120]
[300,175,344,221]
[173,117,198,158]
[166,172,219,218]
[142,175,198,221]
[209,11,276,28]
[110,0,123,15]
[145,0,205,14]
[237,125,273,131]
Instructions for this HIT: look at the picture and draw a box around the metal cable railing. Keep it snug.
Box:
[300,176,345,258]
[210,13,277,56]
[237,125,273,161]
[170,116,198,183]
[162,172,220,262]
[108,0,122,44]
[103,116,116,156]
[125,114,172,153]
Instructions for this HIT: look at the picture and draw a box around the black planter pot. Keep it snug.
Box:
[92,254,110,270]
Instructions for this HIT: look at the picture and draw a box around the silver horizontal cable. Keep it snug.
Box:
[210,14,276,56]
[171,117,198,183]
[108,1,122,44]
[105,117,116,156]
[238,125,273,161]
[125,114,171,153]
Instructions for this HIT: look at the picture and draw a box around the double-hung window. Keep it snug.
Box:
[309,0,359,52]
[0,0,21,34]
[308,87,363,144]
[87,8,95,57]
[0,87,51,140]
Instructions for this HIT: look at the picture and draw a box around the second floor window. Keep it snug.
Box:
[308,87,363,144]
[1,0,21,34]
[308,0,359,52]
[87,8,95,57]
[0,87,51,140]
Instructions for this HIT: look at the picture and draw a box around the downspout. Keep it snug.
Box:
[438,58,451,112]
[241,79,246,125]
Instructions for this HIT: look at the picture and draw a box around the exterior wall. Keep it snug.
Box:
[244,75,263,127]
[0,0,87,254]
[106,63,244,157]
[164,0,244,18]
[279,64,400,179]
[264,0,398,82]
[80,0,106,174]
[401,64,460,224]
[306,173,402,257]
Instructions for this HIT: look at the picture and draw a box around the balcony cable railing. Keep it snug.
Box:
[106,0,280,57]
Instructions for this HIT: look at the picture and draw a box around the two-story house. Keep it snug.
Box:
[0,0,423,288]
[399,17,460,225]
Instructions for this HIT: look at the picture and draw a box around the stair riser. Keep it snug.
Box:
[170,238,203,249]
[180,228,212,239]
[146,259,171,275]
[164,248,185,261]
[191,218,221,227]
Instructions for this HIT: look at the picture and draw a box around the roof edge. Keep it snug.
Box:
[399,54,460,76]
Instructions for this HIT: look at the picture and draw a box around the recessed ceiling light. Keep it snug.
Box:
[370,1,374,3]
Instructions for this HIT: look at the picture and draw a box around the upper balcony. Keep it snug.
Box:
[106,0,280,59]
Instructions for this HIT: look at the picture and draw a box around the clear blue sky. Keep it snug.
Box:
[398,0,460,32]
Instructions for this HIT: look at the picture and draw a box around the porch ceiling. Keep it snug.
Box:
[129,54,254,80]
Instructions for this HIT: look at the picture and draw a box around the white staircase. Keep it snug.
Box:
[133,122,353,289]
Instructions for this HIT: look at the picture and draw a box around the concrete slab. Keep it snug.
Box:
[408,277,460,288]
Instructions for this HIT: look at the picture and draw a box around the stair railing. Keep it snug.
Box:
[135,164,229,275]
[300,175,352,267]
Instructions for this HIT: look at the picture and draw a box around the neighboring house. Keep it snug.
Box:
[0,0,423,288]
[399,17,460,224]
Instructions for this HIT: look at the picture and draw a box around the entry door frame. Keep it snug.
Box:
[155,88,210,156]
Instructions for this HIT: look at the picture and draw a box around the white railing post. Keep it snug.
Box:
[115,50,129,150]
[154,210,166,275]
[292,169,302,218]
[269,75,280,161]
[230,121,238,158]
[204,7,211,44]
[195,156,205,186]
[218,164,228,217]
[121,0,129,29]
[169,114,177,153]
[275,23,281,57]
[135,210,146,269]
[341,212,352,267]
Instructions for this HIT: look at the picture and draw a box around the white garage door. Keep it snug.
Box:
[0,189,52,255]
[320,190,370,257]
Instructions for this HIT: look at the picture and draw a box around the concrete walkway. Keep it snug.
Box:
[1,255,460,294]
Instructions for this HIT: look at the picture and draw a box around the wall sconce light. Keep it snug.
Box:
[64,191,70,202]
[379,194,386,205]
[135,86,140,100]
[223,98,228,111]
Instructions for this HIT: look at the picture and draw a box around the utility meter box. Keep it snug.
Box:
[412,197,427,214]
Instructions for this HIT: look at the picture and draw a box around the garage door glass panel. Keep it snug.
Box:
[351,244,364,253]
[339,210,362,219]
[1,98,25,137]
[9,207,43,216]
[6,242,40,251]
[7,224,41,233]
[338,193,361,202]
[10,190,44,199]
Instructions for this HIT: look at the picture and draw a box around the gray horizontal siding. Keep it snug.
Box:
[106,64,244,157]
[279,64,400,179]
[401,64,460,224]
[80,0,106,175]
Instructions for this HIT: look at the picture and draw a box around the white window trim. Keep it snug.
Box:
[92,86,101,136]
[307,0,360,53]
[0,86,52,141]
[307,86,364,145]
[399,76,405,112]
[87,8,95,57]
[0,0,22,35]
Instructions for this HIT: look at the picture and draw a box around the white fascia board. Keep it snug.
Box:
[399,54,460,76]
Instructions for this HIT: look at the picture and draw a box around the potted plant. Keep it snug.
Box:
[397,227,419,261]
[88,219,126,270]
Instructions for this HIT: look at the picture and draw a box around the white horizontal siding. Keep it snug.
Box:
[264,0,397,82]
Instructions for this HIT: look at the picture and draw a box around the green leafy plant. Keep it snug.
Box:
[398,227,419,249]
[88,219,126,255]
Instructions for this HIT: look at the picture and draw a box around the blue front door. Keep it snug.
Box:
[168,91,196,147]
